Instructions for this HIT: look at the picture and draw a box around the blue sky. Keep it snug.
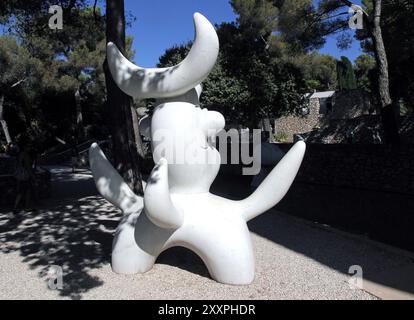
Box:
[124,0,364,67]
[0,0,364,65]
[124,0,236,67]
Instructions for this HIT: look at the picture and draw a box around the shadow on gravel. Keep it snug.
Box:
[1,167,413,299]
[0,196,213,299]
[249,212,414,295]
[157,247,210,279]
[212,173,414,296]
[0,196,118,300]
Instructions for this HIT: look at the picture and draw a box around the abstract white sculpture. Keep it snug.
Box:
[90,13,306,285]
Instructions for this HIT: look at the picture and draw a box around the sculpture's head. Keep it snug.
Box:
[107,13,223,194]
[151,101,225,194]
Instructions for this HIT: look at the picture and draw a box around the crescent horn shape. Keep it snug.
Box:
[107,12,219,99]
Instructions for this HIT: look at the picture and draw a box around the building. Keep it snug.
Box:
[274,89,373,143]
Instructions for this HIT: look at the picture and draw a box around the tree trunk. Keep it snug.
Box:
[371,0,400,144]
[131,106,146,158]
[104,0,144,196]
[0,95,12,144]
[341,0,400,144]
[75,88,84,142]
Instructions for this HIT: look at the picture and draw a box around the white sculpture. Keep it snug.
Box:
[90,13,306,285]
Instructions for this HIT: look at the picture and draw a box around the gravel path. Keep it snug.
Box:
[0,167,412,300]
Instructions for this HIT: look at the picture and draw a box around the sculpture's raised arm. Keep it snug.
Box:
[144,158,184,229]
[89,143,143,215]
[239,141,306,222]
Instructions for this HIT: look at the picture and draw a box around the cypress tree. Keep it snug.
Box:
[337,56,357,91]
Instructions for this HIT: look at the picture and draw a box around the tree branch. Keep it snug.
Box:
[0,95,4,120]
[68,0,77,10]
[320,11,349,22]
[339,0,353,7]
[93,0,98,22]
[11,78,27,88]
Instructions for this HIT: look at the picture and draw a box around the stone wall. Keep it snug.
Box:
[274,90,373,143]
[330,89,373,120]
[275,143,414,251]
[277,182,414,252]
[216,142,414,251]
[291,143,414,195]
[303,116,383,144]
[274,99,321,142]
[221,142,414,196]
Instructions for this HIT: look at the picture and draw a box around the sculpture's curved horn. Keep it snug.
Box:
[107,12,219,99]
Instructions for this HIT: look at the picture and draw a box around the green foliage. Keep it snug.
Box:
[0,4,113,150]
[292,52,338,91]
[158,44,191,67]
[0,36,46,147]
[157,43,252,125]
[0,36,42,92]
[157,2,311,129]
[277,0,326,51]
[337,56,357,91]
[354,54,376,94]
[201,56,251,125]
[274,131,289,143]
[400,101,412,117]
[230,0,278,36]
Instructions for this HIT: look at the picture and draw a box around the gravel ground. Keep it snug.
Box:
[0,167,412,300]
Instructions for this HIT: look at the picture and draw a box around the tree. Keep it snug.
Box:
[157,44,250,125]
[0,36,42,144]
[279,0,400,143]
[28,7,106,139]
[1,4,110,150]
[104,0,144,196]
[354,53,376,94]
[357,0,414,112]
[0,95,12,143]
[360,0,399,143]
[292,52,338,91]
[158,1,309,128]
[277,0,327,52]
[230,0,279,36]
[337,0,398,143]
[336,56,357,90]
[0,0,147,169]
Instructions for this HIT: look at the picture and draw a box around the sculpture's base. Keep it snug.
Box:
[111,193,256,286]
